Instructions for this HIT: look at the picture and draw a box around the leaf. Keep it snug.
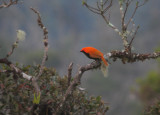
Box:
[33,93,41,104]
[96,96,101,103]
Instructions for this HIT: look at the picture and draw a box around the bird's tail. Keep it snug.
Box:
[100,62,109,77]
[101,56,108,66]
[101,56,109,77]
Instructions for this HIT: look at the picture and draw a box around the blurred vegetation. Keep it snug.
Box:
[136,71,160,106]
[0,64,109,115]
[136,48,160,115]
[144,101,160,115]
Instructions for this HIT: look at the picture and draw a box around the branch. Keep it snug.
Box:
[119,0,131,32]
[67,62,73,86]
[119,0,125,31]
[126,0,148,29]
[82,2,101,14]
[54,61,101,114]
[83,0,149,51]
[5,34,19,58]
[108,50,160,63]
[101,13,121,36]
[0,7,48,99]
[103,0,113,13]
[0,58,32,80]
[83,0,122,37]
[0,0,19,9]
[0,57,41,96]
[30,8,49,80]
[126,3,138,29]
[128,25,139,48]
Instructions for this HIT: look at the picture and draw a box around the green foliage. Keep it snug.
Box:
[137,71,160,95]
[136,70,160,113]
[0,64,108,114]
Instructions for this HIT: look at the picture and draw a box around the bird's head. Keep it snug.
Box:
[80,48,85,53]
[80,47,89,53]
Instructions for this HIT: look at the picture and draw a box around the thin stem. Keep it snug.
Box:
[31,8,49,80]
[129,25,139,47]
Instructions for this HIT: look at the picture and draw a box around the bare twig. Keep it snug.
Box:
[30,8,49,80]
[128,19,136,37]
[67,62,73,86]
[101,13,121,36]
[83,2,101,14]
[119,0,130,32]
[104,0,109,5]
[138,0,148,7]
[103,0,112,13]
[126,0,148,29]
[123,0,129,24]
[126,3,138,28]
[129,25,139,48]
[0,0,19,9]
[83,0,121,36]
[119,0,124,30]
[5,36,19,58]
[118,0,130,49]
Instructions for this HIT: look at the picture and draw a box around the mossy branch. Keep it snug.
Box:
[0,0,19,8]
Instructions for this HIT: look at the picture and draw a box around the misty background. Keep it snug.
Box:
[0,0,160,114]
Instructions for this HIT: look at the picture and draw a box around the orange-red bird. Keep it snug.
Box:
[80,47,109,77]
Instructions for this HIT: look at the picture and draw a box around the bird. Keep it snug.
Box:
[80,47,109,77]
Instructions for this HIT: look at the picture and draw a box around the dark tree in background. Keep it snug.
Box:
[0,0,160,115]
